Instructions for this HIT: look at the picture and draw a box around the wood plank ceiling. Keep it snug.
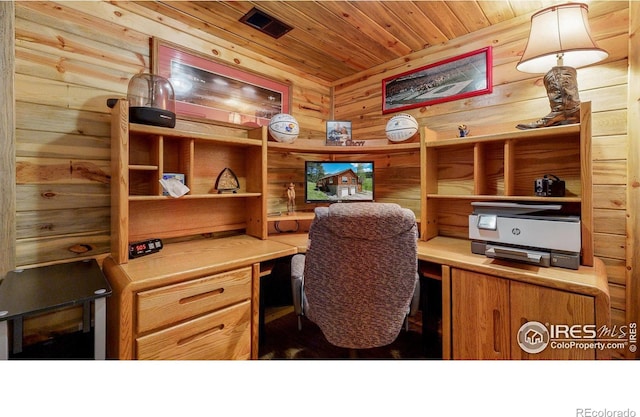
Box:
[135,1,561,84]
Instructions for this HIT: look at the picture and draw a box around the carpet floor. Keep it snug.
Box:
[258,311,439,360]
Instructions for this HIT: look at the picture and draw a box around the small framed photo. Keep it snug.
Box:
[326,120,352,146]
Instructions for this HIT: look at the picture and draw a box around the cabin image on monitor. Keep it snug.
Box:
[305,161,374,203]
[317,169,361,198]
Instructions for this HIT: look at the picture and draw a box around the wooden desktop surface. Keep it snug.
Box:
[268,232,609,298]
[103,232,609,360]
[107,231,608,316]
[108,234,297,291]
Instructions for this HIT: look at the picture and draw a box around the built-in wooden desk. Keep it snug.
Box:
[268,233,611,359]
[103,231,610,360]
[103,235,297,360]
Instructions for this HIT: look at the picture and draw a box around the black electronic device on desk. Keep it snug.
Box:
[129,238,163,259]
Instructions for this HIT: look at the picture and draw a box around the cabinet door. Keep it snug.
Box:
[510,282,595,360]
[451,269,510,359]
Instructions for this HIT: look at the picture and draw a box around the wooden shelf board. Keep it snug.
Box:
[130,123,262,147]
[426,194,581,203]
[129,165,158,171]
[267,212,316,222]
[425,123,581,148]
[267,139,420,154]
[129,192,262,201]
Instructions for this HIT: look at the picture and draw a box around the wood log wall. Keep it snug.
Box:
[333,1,633,359]
[627,1,640,361]
[4,1,637,358]
[12,0,331,269]
[1,1,16,278]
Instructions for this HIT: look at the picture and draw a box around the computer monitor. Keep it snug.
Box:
[304,161,374,203]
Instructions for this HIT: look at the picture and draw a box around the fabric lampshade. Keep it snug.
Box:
[516,2,608,73]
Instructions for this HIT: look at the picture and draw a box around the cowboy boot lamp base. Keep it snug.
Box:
[516,66,581,130]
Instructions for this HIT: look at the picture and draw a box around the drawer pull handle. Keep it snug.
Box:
[179,288,224,304]
[493,309,501,353]
[177,324,225,346]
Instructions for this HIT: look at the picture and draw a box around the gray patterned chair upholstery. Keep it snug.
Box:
[290,202,419,349]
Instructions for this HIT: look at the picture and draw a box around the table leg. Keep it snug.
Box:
[94,298,106,360]
[0,321,8,360]
[12,317,22,355]
[83,301,91,333]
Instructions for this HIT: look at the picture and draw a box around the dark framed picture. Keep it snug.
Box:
[382,46,492,114]
[152,38,291,126]
[326,120,352,146]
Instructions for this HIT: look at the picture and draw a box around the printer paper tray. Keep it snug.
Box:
[485,244,551,267]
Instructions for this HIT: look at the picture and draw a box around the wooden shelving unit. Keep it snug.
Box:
[110,99,268,264]
[421,102,593,266]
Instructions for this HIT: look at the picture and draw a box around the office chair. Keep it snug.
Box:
[290,202,420,350]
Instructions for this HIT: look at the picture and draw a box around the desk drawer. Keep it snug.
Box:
[136,266,251,333]
[136,300,251,360]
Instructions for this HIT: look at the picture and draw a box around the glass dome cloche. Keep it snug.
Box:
[127,73,176,128]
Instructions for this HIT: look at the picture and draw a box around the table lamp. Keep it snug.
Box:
[515,2,607,129]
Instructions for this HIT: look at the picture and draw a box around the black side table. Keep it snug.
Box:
[0,259,112,360]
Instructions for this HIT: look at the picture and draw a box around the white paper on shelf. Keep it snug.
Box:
[159,178,190,198]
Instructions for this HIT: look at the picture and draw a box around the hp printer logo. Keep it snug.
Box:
[512,227,521,236]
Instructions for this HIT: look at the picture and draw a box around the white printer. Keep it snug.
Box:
[468,202,581,270]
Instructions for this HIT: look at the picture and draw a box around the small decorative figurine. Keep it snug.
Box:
[215,168,240,193]
[286,182,296,214]
[458,124,470,138]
